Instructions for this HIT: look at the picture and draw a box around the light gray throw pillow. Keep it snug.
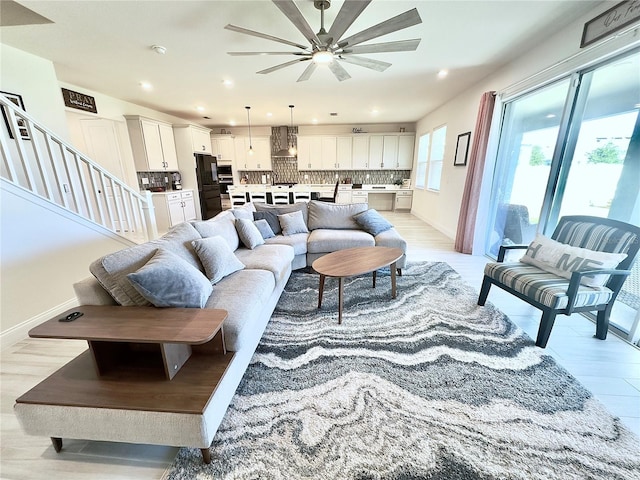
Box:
[278,210,309,236]
[236,218,265,249]
[191,236,245,284]
[231,203,256,221]
[126,248,212,308]
[353,209,393,236]
[254,219,275,239]
[307,200,368,230]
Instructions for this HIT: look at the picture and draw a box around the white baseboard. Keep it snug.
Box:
[1,298,78,349]
[410,210,455,240]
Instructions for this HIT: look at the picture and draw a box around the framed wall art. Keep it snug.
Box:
[1,91,30,140]
[454,131,471,166]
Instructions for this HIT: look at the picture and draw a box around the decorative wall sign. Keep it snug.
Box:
[0,91,29,140]
[581,1,640,48]
[61,87,98,113]
[454,131,471,166]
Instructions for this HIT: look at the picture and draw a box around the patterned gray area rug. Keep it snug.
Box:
[166,262,640,479]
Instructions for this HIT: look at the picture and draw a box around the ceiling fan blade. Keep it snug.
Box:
[337,8,422,49]
[225,24,308,50]
[341,38,421,54]
[272,0,320,47]
[256,57,310,75]
[297,63,318,82]
[327,0,371,44]
[228,52,310,56]
[328,61,352,82]
[338,55,391,72]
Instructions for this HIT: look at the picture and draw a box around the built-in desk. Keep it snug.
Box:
[352,185,413,211]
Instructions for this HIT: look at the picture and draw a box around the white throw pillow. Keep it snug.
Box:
[520,233,627,287]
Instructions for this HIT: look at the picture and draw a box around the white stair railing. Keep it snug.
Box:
[0,95,157,242]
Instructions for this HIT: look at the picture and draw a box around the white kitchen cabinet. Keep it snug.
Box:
[174,125,212,154]
[336,185,352,204]
[352,136,369,169]
[368,135,384,170]
[395,190,413,210]
[397,135,415,169]
[335,136,352,170]
[351,190,368,204]
[152,190,197,233]
[321,137,337,169]
[381,135,399,169]
[234,136,271,171]
[211,135,235,163]
[297,136,322,170]
[125,116,178,171]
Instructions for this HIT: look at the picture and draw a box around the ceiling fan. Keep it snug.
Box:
[225,0,422,82]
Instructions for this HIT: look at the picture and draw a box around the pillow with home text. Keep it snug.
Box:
[520,233,626,288]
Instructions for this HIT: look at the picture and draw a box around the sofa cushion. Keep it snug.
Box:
[279,210,309,236]
[265,232,309,255]
[191,236,245,284]
[520,233,627,287]
[191,211,240,251]
[234,244,294,284]
[254,219,275,239]
[307,200,368,230]
[255,202,309,226]
[90,222,202,306]
[253,211,281,235]
[353,209,393,235]
[127,249,212,308]
[307,229,375,253]
[484,262,614,309]
[235,218,265,249]
[205,269,276,351]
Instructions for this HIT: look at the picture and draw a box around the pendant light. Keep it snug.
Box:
[245,106,254,156]
[288,105,297,156]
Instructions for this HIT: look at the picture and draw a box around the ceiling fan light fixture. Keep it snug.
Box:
[313,50,334,64]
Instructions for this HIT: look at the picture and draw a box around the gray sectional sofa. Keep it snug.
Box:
[15,200,407,460]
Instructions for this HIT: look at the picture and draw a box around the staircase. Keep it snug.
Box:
[0,95,157,243]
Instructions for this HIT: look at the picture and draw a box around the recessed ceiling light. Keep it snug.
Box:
[196,106,205,112]
[229,120,236,126]
[140,81,153,90]
[151,45,166,55]
[223,79,233,87]
[266,112,273,117]
[437,69,448,78]
[371,109,379,115]
[312,118,318,124]
[546,113,556,118]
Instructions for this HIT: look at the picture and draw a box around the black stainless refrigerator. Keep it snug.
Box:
[195,154,222,220]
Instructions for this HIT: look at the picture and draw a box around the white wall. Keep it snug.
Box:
[0,181,134,346]
[410,2,640,241]
[0,44,70,141]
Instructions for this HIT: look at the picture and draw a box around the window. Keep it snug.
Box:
[427,125,447,191]
[415,133,430,189]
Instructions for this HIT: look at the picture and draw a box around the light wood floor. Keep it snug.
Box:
[1,211,638,480]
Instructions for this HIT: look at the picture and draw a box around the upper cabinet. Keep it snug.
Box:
[125,116,179,171]
[211,135,235,163]
[234,136,271,171]
[173,125,212,154]
[298,133,414,171]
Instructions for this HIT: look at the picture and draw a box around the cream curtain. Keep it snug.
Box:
[454,91,496,254]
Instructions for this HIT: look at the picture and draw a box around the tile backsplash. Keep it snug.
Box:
[240,158,410,185]
[136,171,180,191]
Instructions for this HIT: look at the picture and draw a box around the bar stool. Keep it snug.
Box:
[230,188,248,207]
[293,187,312,203]
[271,186,290,205]
[249,189,268,204]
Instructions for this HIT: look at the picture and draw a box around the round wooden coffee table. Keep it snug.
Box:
[312,246,404,324]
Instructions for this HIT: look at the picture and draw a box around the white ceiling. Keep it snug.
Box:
[1,0,602,128]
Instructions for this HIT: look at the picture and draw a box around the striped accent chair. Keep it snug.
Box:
[478,216,640,348]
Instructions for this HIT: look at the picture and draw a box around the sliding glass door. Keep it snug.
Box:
[485,48,640,340]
